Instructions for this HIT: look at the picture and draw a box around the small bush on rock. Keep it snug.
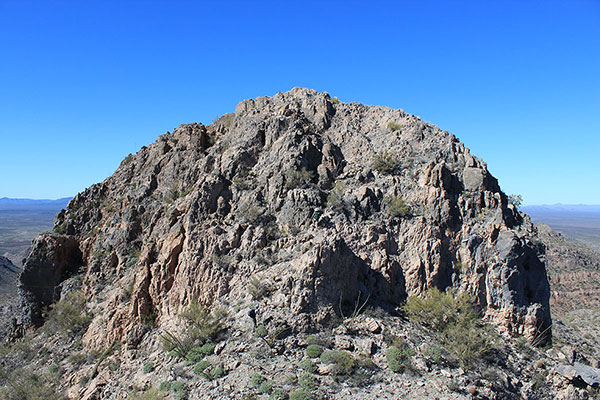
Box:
[0,369,62,400]
[320,350,354,374]
[289,389,313,400]
[387,121,403,131]
[248,275,270,300]
[298,373,317,392]
[384,195,410,218]
[371,151,399,174]
[255,324,268,338]
[45,290,92,336]
[508,194,523,208]
[404,288,497,370]
[208,366,225,380]
[161,330,193,359]
[305,345,323,358]
[143,362,154,373]
[250,372,265,386]
[404,288,476,333]
[127,387,164,400]
[186,347,204,363]
[260,380,274,394]
[270,387,288,400]
[386,344,414,373]
[200,342,216,355]
[238,202,263,224]
[193,360,211,375]
[284,167,314,189]
[326,181,346,211]
[180,302,227,345]
[298,358,317,373]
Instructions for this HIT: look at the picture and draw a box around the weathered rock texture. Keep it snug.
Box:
[19,88,552,348]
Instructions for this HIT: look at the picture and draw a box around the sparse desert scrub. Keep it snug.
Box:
[404,288,497,369]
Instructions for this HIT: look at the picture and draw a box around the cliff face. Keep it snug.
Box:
[19,88,551,349]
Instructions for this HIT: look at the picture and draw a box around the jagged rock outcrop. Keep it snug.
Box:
[19,88,551,349]
[19,234,82,325]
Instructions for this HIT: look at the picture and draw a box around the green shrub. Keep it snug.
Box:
[423,345,444,364]
[248,275,270,300]
[0,368,64,400]
[159,381,171,391]
[404,288,477,332]
[387,121,403,131]
[289,389,313,400]
[284,167,314,189]
[326,181,346,211]
[126,247,141,268]
[199,342,216,355]
[320,350,354,374]
[0,368,63,400]
[45,290,92,336]
[208,366,225,380]
[140,310,156,327]
[271,388,288,400]
[305,345,323,358]
[53,222,67,234]
[238,202,263,224]
[143,361,154,373]
[185,342,216,363]
[160,330,193,359]
[260,380,274,394]
[250,372,265,386]
[127,387,164,400]
[443,320,496,369]
[386,344,414,373]
[186,347,205,363]
[255,324,268,338]
[166,181,181,204]
[171,381,185,394]
[508,194,523,208]
[298,373,317,392]
[371,151,399,174]
[233,176,252,191]
[404,288,497,370]
[384,195,410,218]
[180,302,227,345]
[298,358,317,373]
[193,360,211,375]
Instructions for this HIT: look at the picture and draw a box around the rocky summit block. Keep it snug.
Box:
[19,88,551,349]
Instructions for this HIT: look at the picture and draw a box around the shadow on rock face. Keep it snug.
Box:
[18,233,83,326]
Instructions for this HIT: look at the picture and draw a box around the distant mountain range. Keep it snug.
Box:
[522,204,600,214]
[522,204,600,251]
[0,197,71,210]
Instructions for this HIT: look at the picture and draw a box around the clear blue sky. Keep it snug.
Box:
[1,0,598,205]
